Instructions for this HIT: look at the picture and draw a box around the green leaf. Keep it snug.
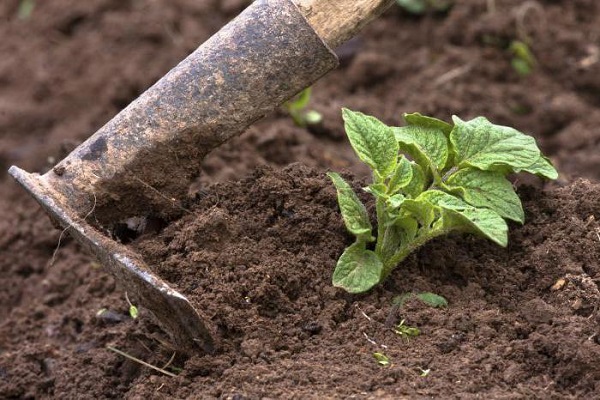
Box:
[401,198,436,229]
[342,108,398,178]
[394,320,421,338]
[394,125,449,171]
[519,155,558,179]
[420,190,508,246]
[328,172,372,238]
[364,183,388,199]
[287,87,312,111]
[415,292,448,308]
[403,112,453,136]
[332,241,383,293]
[387,194,406,209]
[129,305,139,319]
[451,116,541,172]
[388,156,413,194]
[18,0,35,20]
[395,217,419,241]
[446,168,524,223]
[510,40,536,76]
[512,58,532,76]
[373,352,390,366]
[403,162,427,198]
[441,207,508,247]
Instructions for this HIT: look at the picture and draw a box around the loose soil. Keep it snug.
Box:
[1,0,600,398]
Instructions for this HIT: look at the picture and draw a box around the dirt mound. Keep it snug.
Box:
[127,165,600,398]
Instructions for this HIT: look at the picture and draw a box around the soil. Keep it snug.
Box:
[1,0,600,398]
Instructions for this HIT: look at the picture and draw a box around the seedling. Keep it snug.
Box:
[282,87,323,128]
[329,109,557,293]
[394,292,448,309]
[125,292,139,319]
[389,292,445,341]
[18,0,35,20]
[394,319,420,342]
[509,40,536,76]
[395,0,451,14]
[373,352,391,366]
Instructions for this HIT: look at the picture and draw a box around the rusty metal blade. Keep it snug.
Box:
[9,166,215,354]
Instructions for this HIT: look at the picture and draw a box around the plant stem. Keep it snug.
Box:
[374,177,387,255]
[381,227,449,278]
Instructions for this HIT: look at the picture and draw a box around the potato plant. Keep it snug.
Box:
[329,109,557,293]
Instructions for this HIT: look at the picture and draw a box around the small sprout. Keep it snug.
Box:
[129,305,139,319]
[509,40,536,76]
[393,319,420,342]
[396,0,452,14]
[415,292,448,308]
[373,352,391,366]
[329,109,557,293]
[419,367,431,377]
[282,87,323,128]
[17,0,35,20]
[394,292,448,309]
[125,292,139,319]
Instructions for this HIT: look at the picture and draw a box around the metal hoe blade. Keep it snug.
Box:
[8,0,338,354]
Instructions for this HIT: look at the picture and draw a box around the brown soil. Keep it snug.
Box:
[1,0,600,398]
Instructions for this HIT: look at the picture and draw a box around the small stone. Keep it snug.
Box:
[301,321,322,335]
[551,277,567,291]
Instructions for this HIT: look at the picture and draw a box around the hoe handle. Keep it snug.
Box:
[296,0,395,48]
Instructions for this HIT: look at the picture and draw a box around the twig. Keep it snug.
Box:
[363,332,378,346]
[107,346,177,377]
[363,332,388,349]
[355,304,373,322]
[161,351,177,370]
[433,64,472,87]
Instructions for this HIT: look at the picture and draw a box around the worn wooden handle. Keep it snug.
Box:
[295,0,395,48]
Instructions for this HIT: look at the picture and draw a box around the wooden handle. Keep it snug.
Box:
[295,0,395,48]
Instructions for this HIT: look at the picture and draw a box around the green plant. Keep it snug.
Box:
[394,319,420,341]
[509,40,536,76]
[283,87,322,128]
[328,109,557,293]
[125,292,139,319]
[17,0,35,20]
[394,292,448,309]
[373,352,391,366]
[395,0,452,14]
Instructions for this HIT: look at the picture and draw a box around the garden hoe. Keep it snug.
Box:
[8,0,394,354]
